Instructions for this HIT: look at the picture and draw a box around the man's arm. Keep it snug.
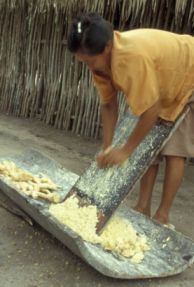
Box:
[97,100,161,167]
[123,100,161,154]
[101,94,118,150]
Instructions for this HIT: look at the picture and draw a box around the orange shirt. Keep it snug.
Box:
[93,29,194,121]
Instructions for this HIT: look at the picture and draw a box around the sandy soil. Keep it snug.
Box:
[0,114,193,287]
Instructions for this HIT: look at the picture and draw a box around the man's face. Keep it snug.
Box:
[75,41,112,76]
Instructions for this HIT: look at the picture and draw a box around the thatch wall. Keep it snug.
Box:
[0,0,194,138]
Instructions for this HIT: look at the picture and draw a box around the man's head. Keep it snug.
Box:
[67,13,113,72]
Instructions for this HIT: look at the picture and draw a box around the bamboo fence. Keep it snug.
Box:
[0,0,194,138]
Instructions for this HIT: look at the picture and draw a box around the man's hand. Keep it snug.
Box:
[96,147,129,168]
[96,101,161,168]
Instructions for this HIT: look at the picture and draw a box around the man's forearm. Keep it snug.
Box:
[124,101,161,154]
[101,96,118,150]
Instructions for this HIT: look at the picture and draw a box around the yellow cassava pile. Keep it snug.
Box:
[0,161,60,203]
[49,195,150,263]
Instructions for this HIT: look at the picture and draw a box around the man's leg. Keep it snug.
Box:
[134,164,159,217]
[153,156,185,224]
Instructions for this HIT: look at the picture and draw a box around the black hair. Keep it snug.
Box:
[67,13,113,55]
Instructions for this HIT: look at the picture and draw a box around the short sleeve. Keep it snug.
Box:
[116,54,159,116]
[92,73,117,105]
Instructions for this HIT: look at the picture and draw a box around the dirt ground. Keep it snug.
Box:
[0,114,193,287]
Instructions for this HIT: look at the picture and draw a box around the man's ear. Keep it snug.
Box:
[104,40,113,54]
